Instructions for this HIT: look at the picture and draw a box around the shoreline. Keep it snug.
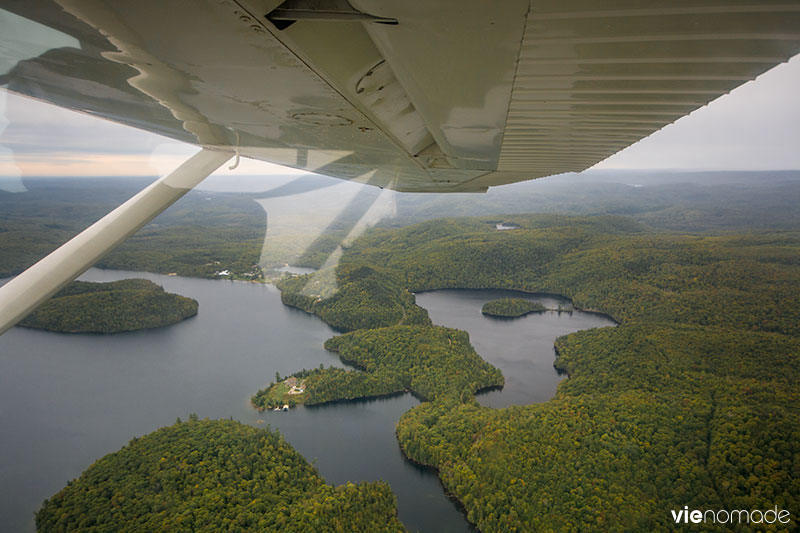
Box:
[412,286,619,325]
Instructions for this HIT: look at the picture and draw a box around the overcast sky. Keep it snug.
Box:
[1,54,798,180]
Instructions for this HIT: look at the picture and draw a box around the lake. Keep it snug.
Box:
[0,271,613,532]
[415,290,616,408]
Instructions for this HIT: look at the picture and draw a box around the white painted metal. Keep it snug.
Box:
[0,149,231,335]
[497,0,800,174]
[358,0,530,170]
[1,0,799,192]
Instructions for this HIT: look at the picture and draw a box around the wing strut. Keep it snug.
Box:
[0,148,232,335]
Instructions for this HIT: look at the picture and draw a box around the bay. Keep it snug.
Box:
[0,275,613,533]
[415,289,616,408]
[0,270,467,533]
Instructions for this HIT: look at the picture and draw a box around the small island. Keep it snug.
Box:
[481,298,546,318]
[19,279,198,333]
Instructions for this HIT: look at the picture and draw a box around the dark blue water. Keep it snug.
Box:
[415,290,615,408]
[0,270,468,533]
[0,273,613,533]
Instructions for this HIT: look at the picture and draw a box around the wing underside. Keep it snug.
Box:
[1,0,799,193]
[1,0,799,333]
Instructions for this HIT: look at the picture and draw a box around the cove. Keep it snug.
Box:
[414,289,616,408]
[0,269,468,533]
[0,274,613,532]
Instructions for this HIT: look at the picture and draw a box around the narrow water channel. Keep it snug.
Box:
[0,270,465,533]
[0,273,613,532]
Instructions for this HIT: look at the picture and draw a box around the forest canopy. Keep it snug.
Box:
[481,298,546,318]
[276,264,430,332]
[36,419,404,532]
[19,279,198,333]
[266,213,800,532]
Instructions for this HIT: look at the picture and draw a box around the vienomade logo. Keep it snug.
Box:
[671,506,791,526]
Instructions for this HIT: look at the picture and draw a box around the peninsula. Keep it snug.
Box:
[36,418,404,532]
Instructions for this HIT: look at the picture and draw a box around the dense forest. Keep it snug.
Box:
[252,325,503,409]
[343,215,799,336]
[261,170,800,270]
[0,179,265,279]
[4,174,799,531]
[19,279,198,333]
[264,213,800,532]
[397,325,799,531]
[277,264,431,331]
[4,172,799,278]
[36,418,404,532]
[481,298,546,318]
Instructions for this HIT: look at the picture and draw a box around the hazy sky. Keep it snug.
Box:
[1,54,798,179]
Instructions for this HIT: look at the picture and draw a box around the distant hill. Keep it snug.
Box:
[0,178,265,279]
[388,169,800,232]
[2,170,798,278]
[19,279,198,333]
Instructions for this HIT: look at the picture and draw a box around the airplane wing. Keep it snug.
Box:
[1,0,799,334]
[3,0,799,193]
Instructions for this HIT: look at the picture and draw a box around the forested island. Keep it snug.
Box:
[266,213,800,532]
[19,279,198,333]
[4,175,800,531]
[35,418,404,532]
[481,298,545,318]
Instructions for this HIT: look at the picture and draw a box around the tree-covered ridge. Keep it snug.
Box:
[19,279,198,333]
[330,214,800,531]
[481,298,545,318]
[36,419,405,532]
[0,180,267,280]
[4,172,800,279]
[344,215,800,336]
[252,325,504,409]
[277,264,431,331]
[397,325,800,531]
